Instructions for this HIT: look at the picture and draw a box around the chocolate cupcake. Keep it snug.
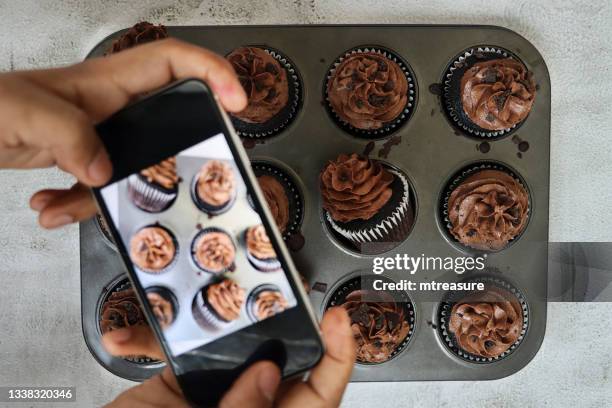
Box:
[245,225,281,272]
[320,153,414,254]
[246,284,289,322]
[227,47,301,138]
[325,47,415,137]
[252,161,304,239]
[326,275,415,364]
[128,157,179,213]
[145,287,177,330]
[129,225,177,274]
[443,47,536,138]
[193,278,246,328]
[442,163,530,251]
[192,160,236,215]
[191,228,236,274]
[438,277,528,362]
[108,22,168,54]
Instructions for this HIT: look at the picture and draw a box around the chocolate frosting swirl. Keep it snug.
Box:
[100,288,146,334]
[194,231,235,273]
[342,290,410,363]
[258,175,290,233]
[206,279,245,322]
[129,226,175,272]
[327,52,408,130]
[147,292,174,329]
[196,160,236,207]
[448,169,529,251]
[140,157,178,190]
[320,153,393,223]
[227,47,289,123]
[460,58,536,130]
[253,289,288,321]
[109,22,168,54]
[449,286,523,358]
[246,225,277,260]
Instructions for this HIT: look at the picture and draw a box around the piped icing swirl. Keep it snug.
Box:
[253,289,288,321]
[206,279,245,322]
[460,58,536,130]
[449,286,524,358]
[257,175,290,233]
[227,47,289,123]
[100,288,146,334]
[327,52,408,130]
[196,160,236,207]
[140,157,178,190]
[147,292,174,329]
[110,22,168,54]
[129,226,175,272]
[448,169,529,251]
[342,290,410,363]
[246,225,277,260]
[194,231,235,273]
[320,153,393,223]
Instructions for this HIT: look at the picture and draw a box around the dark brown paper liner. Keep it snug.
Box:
[436,275,529,364]
[324,46,417,139]
[438,161,531,253]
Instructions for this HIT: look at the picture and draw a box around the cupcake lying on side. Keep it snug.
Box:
[245,225,281,272]
[193,278,245,328]
[128,157,179,213]
[447,169,529,251]
[320,153,413,253]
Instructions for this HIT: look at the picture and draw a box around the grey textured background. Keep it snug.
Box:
[0,0,611,407]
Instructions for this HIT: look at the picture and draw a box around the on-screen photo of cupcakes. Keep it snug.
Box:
[442,46,537,138]
[325,275,415,364]
[191,160,237,215]
[251,161,304,239]
[127,157,179,213]
[245,225,281,272]
[145,287,178,330]
[226,46,302,139]
[320,153,415,254]
[191,228,236,274]
[246,284,289,323]
[441,162,530,252]
[129,225,178,274]
[108,21,168,54]
[437,277,529,363]
[325,47,416,138]
[192,278,246,329]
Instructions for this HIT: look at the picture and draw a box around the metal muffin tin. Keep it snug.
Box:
[81,24,550,382]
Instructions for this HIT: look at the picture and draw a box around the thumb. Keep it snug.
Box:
[219,361,281,408]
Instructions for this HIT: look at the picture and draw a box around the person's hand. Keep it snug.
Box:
[0,38,246,228]
[101,307,356,408]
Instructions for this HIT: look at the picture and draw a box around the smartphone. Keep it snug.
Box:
[92,79,323,406]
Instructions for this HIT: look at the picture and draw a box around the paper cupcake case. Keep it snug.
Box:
[324,46,417,139]
[229,46,303,139]
[441,46,531,139]
[127,173,178,213]
[191,284,238,330]
[190,227,237,275]
[436,276,530,364]
[324,274,416,365]
[438,161,532,254]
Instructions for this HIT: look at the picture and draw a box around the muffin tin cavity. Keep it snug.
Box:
[438,161,531,254]
[324,46,417,139]
[227,46,303,139]
[325,274,416,365]
[441,46,535,139]
[436,275,529,364]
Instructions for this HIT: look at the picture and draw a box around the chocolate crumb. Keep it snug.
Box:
[430,108,435,117]
[378,135,401,159]
[228,264,236,272]
[428,83,442,95]
[242,138,256,149]
[363,141,375,157]
[518,141,530,152]
[517,152,523,159]
[512,135,521,144]
[454,130,461,137]
[286,231,305,251]
[477,142,491,154]
[312,282,327,293]
[196,223,202,230]
[319,58,325,63]
[426,320,437,329]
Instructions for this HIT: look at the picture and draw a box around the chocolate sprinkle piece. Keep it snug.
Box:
[312,282,328,293]
[428,83,442,95]
[378,135,401,159]
[363,141,376,156]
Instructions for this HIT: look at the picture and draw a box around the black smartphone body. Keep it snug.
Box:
[92,79,323,407]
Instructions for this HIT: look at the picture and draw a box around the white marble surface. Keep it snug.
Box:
[0,1,611,407]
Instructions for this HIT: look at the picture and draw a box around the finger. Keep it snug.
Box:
[24,38,247,122]
[34,183,97,228]
[280,307,356,407]
[101,326,166,362]
[219,361,281,408]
